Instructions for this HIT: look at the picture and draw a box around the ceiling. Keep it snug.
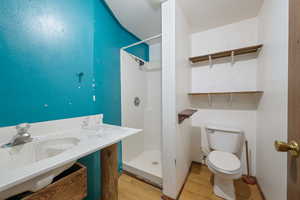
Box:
[105,0,263,41]
[104,0,162,41]
[178,0,263,33]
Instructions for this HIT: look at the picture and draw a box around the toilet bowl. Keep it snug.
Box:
[207,151,242,200]
[204,125,244,200]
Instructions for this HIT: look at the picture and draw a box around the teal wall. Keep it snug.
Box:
[0,0,148,199]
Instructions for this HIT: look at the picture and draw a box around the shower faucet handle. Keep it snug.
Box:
[82,117,90,128]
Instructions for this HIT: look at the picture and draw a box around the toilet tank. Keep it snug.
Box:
[206,125,244,154]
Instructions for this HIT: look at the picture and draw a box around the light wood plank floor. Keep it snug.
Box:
[119,163,264,200]
[119,172,162,200]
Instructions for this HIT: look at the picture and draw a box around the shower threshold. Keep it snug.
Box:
[123,150,162,188]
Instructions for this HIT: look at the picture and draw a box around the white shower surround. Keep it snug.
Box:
[121,46,162,186]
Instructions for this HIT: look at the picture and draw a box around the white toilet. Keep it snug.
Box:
[205,125,244,200]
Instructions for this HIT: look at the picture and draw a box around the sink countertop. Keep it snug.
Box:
[0,123,141,193]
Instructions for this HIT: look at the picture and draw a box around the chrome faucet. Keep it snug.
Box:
[2,123,33,147]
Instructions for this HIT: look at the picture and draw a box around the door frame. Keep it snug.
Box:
[288,0,300,199]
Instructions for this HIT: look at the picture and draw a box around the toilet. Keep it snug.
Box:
[205,125,244,200]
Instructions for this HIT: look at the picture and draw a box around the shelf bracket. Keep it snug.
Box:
[228,93,233,106]
[208,94,212,107]
[231,51,235,66]
[209,55,213,68]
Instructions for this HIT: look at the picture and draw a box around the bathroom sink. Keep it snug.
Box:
[35,137,80,162]
[0,137,80,199]
[0,121,141,200]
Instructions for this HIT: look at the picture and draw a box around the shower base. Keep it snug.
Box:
[123,150,162,188]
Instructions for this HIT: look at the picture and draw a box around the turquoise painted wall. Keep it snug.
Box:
[0,0,148,199]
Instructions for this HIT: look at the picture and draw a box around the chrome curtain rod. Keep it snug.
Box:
[121,34,162,50]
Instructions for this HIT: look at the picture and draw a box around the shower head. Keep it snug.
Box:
[135,58,145,66]
[139,60,145,66]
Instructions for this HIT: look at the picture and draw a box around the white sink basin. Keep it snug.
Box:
[0,137,80,199]
[0,121,141,200]
[35,137,80,161]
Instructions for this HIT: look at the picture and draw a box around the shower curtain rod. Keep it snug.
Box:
[121,34,162,50]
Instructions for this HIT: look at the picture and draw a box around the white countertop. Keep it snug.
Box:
[0,123,141,193]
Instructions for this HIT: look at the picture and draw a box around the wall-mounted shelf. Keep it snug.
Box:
[189,91,263,106]
[178,109,197,124]
[189,44,263,64]
[189,91,264,96]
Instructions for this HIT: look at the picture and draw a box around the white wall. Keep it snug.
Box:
[161,0,177,197]
[144,43,162,151]
[191,18,259,93]
[175,1,192,194]
[191,18,259,57]
[161,0,192,198]
[190,18,260,175]
[256,0,288,199]
[149,43,161,61]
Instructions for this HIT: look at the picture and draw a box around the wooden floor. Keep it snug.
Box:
[119,163,264,200]
[179,164,263,200]
[118,172,162,200]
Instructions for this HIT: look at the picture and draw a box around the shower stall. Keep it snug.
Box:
[120,42,162,187]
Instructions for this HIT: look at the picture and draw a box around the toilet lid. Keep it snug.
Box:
[208,151,241,173]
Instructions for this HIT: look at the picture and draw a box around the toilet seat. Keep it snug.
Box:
[207,151,241,174]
